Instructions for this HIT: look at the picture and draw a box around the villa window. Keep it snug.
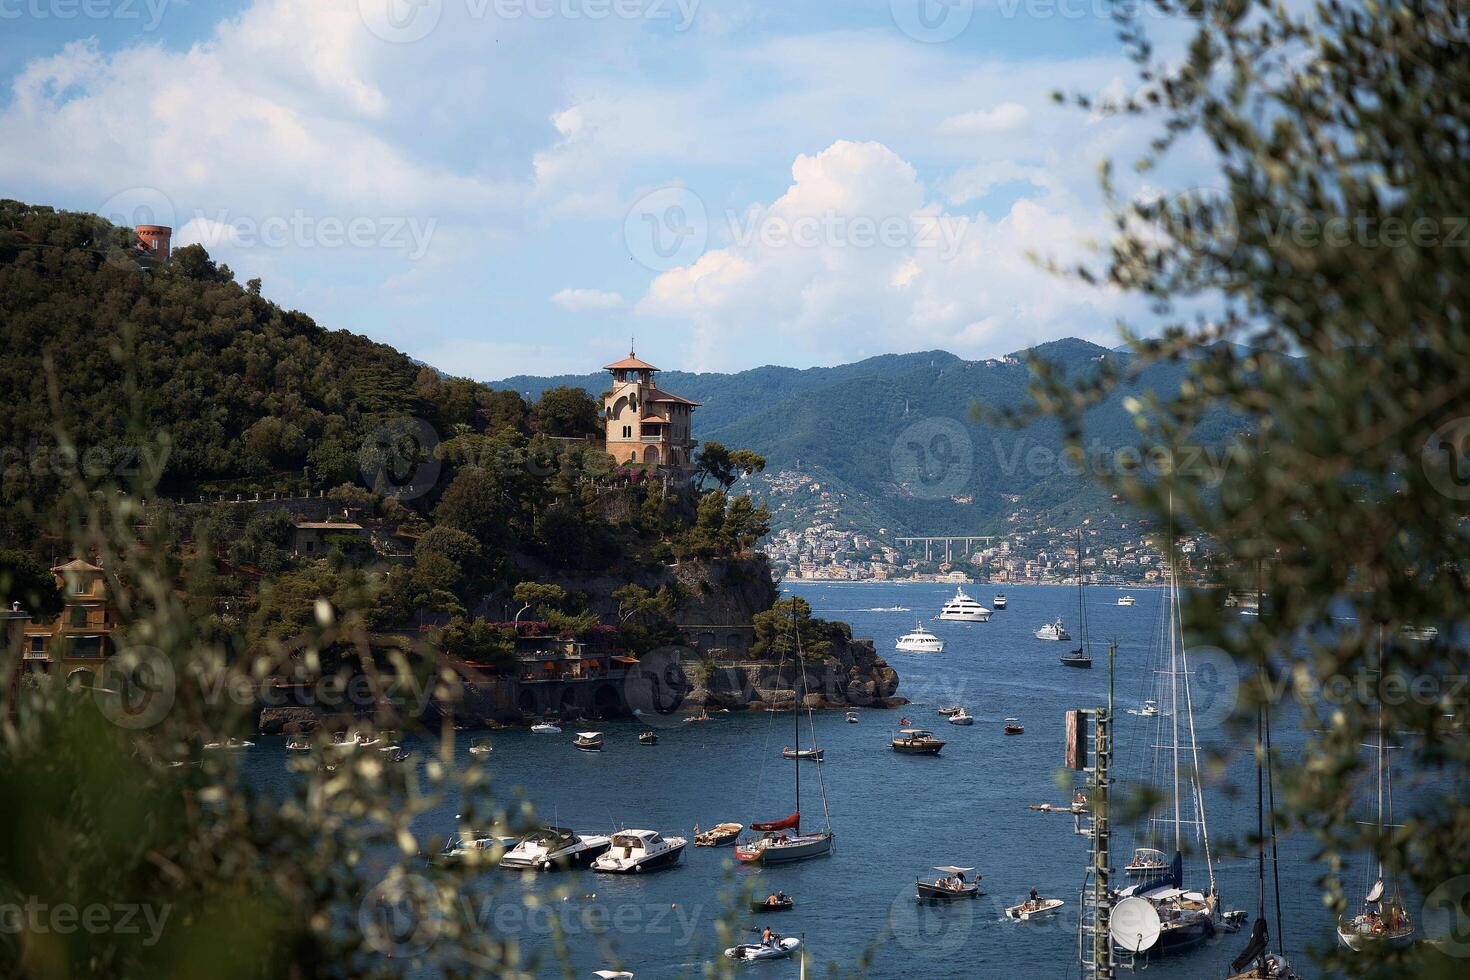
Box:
[70,606,86,628]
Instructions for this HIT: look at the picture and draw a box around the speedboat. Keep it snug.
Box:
[469,736,493,756]
[895,622,945,653]
[992,594,1007,609]
[846,711,859,723]
[500,827,612,871]
[1004,718,1025,735]
[891,729,945,755]
[591,829,687,873]
[725,937,801,961]
[1006,896,1064,920]
[433,830,517,867]
[947,708,974,726]
[782,746,823,761]
[917,866,981,901]
[637,730,658,745]
[693,822,743,847]
[1118,594,1136,606]
[531,722,561,734]
[1127,700,1163,718]
[573,732,604,752]
[1035,618,1071,641]
[937,587,991,622]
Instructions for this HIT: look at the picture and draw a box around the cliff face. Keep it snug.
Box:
[684,635,904,712]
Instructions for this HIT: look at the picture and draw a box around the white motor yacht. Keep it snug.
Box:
[1035,617,1071,641]
[937,587,991,622]
[591,829,687,873]
[896,622,945,653]
[947,708,975,726]
[500,827,611,871]
[992,594,1007,609]
[1118,594,1136,606]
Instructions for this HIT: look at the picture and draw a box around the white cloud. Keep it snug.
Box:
[551,287,627,312]
[937,102,1029,136]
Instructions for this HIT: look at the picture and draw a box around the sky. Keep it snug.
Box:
[0,0,1213,379]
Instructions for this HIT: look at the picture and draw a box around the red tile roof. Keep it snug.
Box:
[640,415,670,424]
[52,558,103,573]
[604,354,660,371]
[647,387,700,406]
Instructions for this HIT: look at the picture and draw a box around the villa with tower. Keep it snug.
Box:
[602,350,699,471]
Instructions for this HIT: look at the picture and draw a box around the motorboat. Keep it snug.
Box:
[782,746,823,761]
[501,826,612,871]
[285,739,310,752]
[1004,718,1024,735]
[591,829,687,873]
[895,622,945,653]
[1006,896,1064,920]
[1035,617,1071,641]
[1118,594,1136,606]
[916,866,981,901]
[469,736,493,756]
[937,705,962,716]
[749,892,794,912]
[947,708,974,726]
[846,711,859,723]
[937,588,991,622]
[593,972,634,980]
[868,605,910,612]
[1128,700,1162,718]
[891,729,945,755]
[637,731,659,745]
[353,731,380,747]
[433,830,517,867]
[992,594,1007,609]
[693,822,743,847]
[573,732,604,752]
[531,722,561,734]
[202,737,254,750]
[1125,847,1170,877]
[724,937,801,961]
[683,711,711,724]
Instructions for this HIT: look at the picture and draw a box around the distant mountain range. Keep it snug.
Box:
[493,339,1249,537]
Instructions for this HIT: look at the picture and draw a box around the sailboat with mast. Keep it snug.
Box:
[735,607,834,865]
[1061,527,1093,668]
[1116,530,1223,958]
[1337,628,1414,951]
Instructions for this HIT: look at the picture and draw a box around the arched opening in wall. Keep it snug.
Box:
[698,632,716,650]
[643,445,660,465]
[726,632,745,651]
[612,395,633,420]
[517,689,539,715]
[592,684,621,718]
[559,687,581,716]
[66,667,95,693]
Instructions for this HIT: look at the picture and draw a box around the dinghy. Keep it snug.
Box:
[724,937,801,961]
[693,822,743,847]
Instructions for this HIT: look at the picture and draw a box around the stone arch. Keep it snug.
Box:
[725,632,745,651]
[612,394,634,420]
[517,688,539,715]
[592,683,621,717]
[643,445,661,465]
[698,631,716,650]
[559,687,581,713]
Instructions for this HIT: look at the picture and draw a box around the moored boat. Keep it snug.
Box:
[845,711,859,723]
[1118,594,1136,606]
[531,722,561,734]
[916,866,981,901]
[1035,617,1070,641]
[937,587,991,622]
[947,708,974,726]
[637,730,658,745]
[501,826,612,871]
[782,746,823,761]
[469,736,493,756]
[434,830,518,867]
[891,728,945,755]
[693,822,743,847]
[1004,718,1024,735]
[992,594,1007,609]
[591,829,687,873]
[895,622,945,653]
[573,731,604,752]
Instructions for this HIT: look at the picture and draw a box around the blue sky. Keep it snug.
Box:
[0,0,1208,378]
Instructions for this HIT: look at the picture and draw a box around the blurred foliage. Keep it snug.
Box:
[996,1,1470,976]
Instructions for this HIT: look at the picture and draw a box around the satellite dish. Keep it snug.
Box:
[1110,897,1162,952]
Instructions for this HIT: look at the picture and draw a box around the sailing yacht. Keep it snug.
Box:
[1337,630,1415,951]
[1115,537,1224,960]
[1060,529,1093,668]
[936,588,991,622]
[736,610,835,865]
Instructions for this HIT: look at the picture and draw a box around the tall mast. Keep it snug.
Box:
[1167,506,1182,853]
[793,601,801,828]
[1375,627,1384,886]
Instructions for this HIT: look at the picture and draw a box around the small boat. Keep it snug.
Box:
[591,829,687,873]
[992,594,1007,609]
[469,737,493,756]
[501,826,612,871]
[203,737,254,750]
[434,830,518,867]
[724,937,801,961]
[936,587,991,622]
[937,705,962,716]
[353,731,380,747]
[1124,847,1170,877]
[947,708,974,726]
[531,722,561,735]
[782,746,823,761]
[1004,718,1025,735]
[1117,594,1136,606]
[916,866,981,901]
[593,972,634,980]
[895,622,945,653]
[868,605,910,612]
[748,893,794,912]
[285,739,310,752]
[846,711,859,723]
[1006,896,1064,920]
[1035,617,1071,641]
[683,711,711,724]
[637,730,658,745]
[1128,699,1164,718]
[693,822,743,847]
[1060,648,1093,668]
[892,729,945,755]
[327,732,355,751]
[574,732,604,752]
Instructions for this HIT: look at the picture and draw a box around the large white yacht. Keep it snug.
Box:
[936,588,991,622]
[1034,617,1071,641]
[499,827,611,871]
[895,622,946,653]
[591,829,687,873]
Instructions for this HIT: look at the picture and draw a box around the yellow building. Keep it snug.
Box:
[20,559,117,688]
[602,351,699,469]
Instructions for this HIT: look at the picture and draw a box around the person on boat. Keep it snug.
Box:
[1029,886,1039,909]
[899,717,911,726]
[760,926,774,947]
[765,891,779,906]
[775,890,787,904]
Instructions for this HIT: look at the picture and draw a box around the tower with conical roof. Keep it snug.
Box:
[603,349,699,470]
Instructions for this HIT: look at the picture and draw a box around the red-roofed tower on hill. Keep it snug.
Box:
[603,349,699,470]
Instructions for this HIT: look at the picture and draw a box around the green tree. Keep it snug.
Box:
[511,581,567,624]
[0,548,61,618]
[750,596,833,660]
[531,385,601,438]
